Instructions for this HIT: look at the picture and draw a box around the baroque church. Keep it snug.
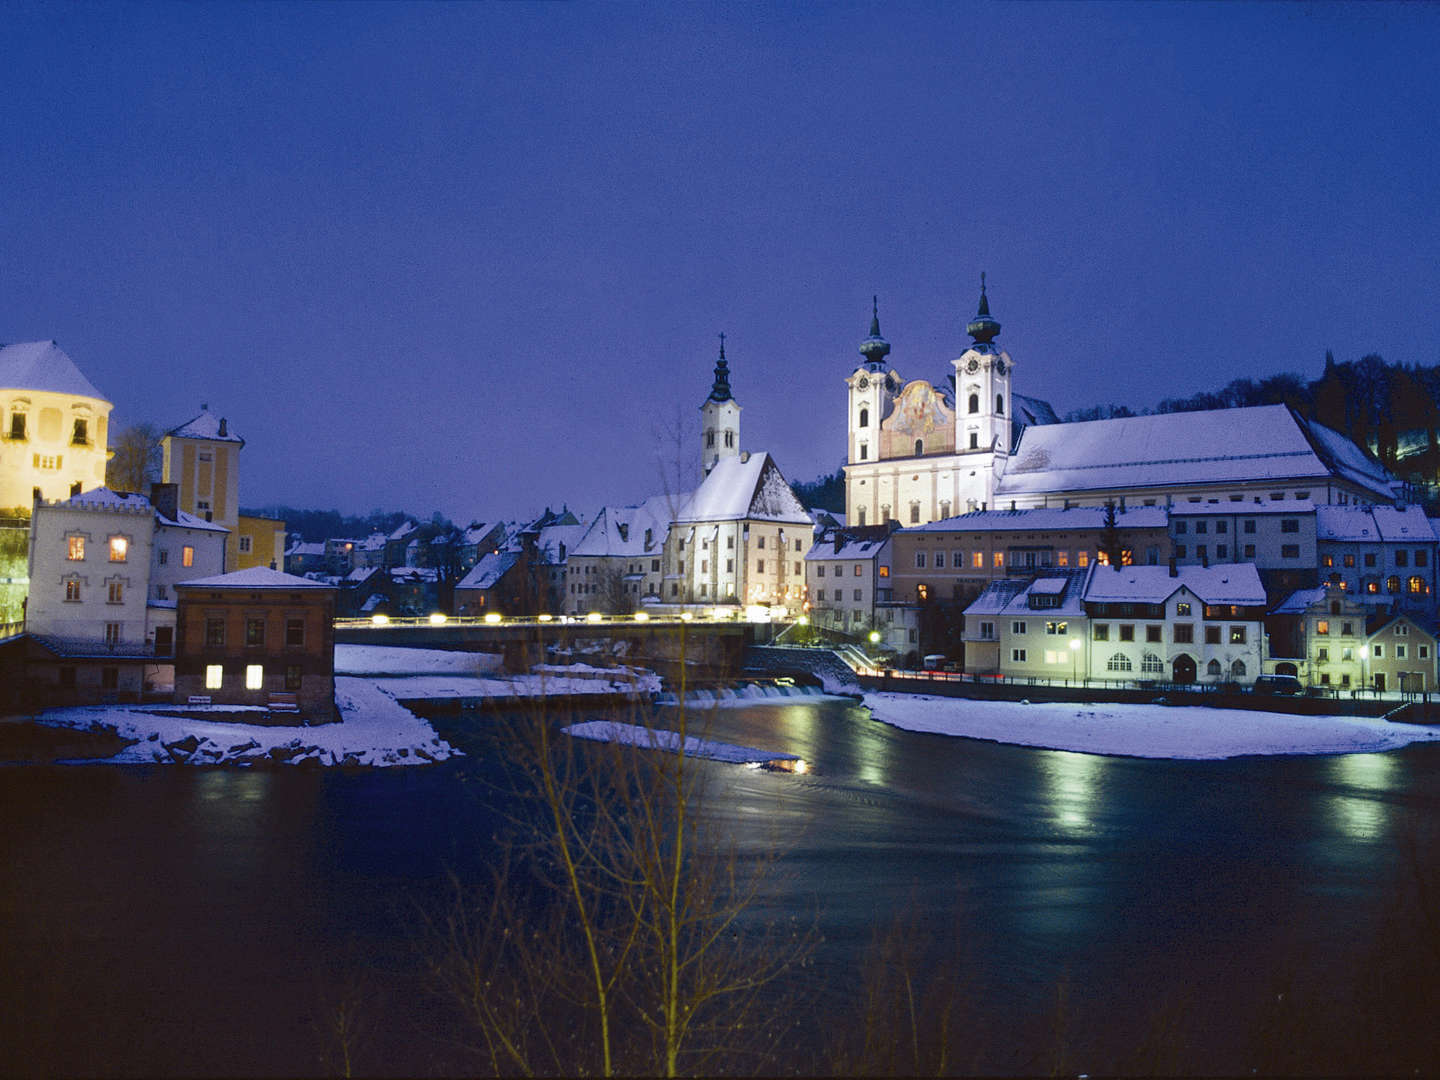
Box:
[844,281,1396,527]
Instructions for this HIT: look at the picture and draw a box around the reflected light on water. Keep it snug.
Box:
[1040,750,1106,834]
[1325,752,1397,841]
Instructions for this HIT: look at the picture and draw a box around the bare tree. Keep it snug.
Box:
[106,421,162,493]
[427,674,812,1076]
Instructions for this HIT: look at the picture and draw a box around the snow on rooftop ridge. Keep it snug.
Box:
[457,550,520,591]
[1083,562,1266,606]
[678,452,810,525]
[49,486,151,513]
[0,340,109,401]
[166,408,244,444]
[177,566,335,589]
[910,505,1168,532]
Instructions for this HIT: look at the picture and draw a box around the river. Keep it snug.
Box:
[2,695,1438,1075]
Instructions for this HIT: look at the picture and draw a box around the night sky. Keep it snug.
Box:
[3,3,1437,525]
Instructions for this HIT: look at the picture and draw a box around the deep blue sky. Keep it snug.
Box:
[3,2,1437,524]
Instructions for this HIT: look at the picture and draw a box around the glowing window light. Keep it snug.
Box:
[204,664,223,690]
[245,664,263,690]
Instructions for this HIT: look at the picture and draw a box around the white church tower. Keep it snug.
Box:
[845,297,900,480]
[700,334,741,475]
[953,273,1013,510]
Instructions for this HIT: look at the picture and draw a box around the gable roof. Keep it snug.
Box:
[176,566,333,590]
[572,495,673,558]
[166,408,244,444]
[997,405,1394,502]
[456,550,521,591]
[0,341,108,401]
[1316,504,1435,543]
[677,452,810,525]
[1083,563,1266,607]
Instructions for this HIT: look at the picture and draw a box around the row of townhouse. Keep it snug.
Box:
[962,563,1269,685]
[804,501,1440,665]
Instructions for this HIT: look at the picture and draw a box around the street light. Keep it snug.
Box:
[1070,637,1081,686]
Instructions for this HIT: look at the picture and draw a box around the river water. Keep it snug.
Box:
[3,695,1438,1075]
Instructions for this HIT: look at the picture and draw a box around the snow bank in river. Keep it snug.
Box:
[336,644,504,675]
[863,693,1440,759]
[33,677,458,767]
[566,721,798,764]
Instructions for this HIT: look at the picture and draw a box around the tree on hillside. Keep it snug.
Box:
[790,465,845,513]
[106,422,162,493]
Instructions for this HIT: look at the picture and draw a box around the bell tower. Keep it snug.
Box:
[952,274,1013,509]
[700,334,741,475]
[846,297,898,469]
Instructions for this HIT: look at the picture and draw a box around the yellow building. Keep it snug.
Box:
[236,513,287,571]
[0,341,113,510]
[162,407,245,569]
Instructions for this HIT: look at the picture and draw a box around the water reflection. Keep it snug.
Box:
[1324,751,1397,841]
[1038,749,1107,835]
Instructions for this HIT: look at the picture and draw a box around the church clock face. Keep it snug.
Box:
[856,375,869,390]
[994,358,1008,376]
[965,357,980,375]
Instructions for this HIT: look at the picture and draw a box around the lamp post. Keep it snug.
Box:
[1070,637,1082,687]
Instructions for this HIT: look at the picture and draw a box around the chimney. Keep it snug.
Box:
[150,482,179,521]
[219,417,228,437]
[834,531,843,554]
[1169,556,1178,577]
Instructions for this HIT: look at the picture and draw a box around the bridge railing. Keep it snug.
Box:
[333,612,790,630]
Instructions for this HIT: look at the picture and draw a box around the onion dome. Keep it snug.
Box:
[859,295,891,365]
[708,333,733,402]
[966,272,1001,345]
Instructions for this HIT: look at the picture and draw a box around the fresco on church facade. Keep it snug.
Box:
[880,380,955,459]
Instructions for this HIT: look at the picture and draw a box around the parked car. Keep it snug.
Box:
[1253,674,1303,695]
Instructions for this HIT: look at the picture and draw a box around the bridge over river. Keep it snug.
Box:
[334,612,784,677]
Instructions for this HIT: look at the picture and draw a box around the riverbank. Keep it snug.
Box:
[864,692,1440,759]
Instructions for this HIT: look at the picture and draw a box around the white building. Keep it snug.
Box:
[24,485,227,700]
[566,495,673,614]
[0,341,113,510]
[843,283,1397,527]
[804,526,896,636]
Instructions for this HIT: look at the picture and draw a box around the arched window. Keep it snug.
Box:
[859,407,869,428]
[724,430,734,448]
[1231,659,1247,678]
[1409,576,1426,594]
[996,394,1004,416]
[1387,575,1401,594]
[968,393,979,414]
[1207,659,1223,676]
[1140,652,1164,674]
[1106,652,1132,672]
[914,438,924,456]
[705,429,715,447]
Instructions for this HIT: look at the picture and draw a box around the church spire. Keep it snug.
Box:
[966,272,1001,346]
[708,332,733,402]
[859,295,891,366]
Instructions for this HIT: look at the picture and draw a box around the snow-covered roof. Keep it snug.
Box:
[360,532,388,551]
[1316,504,1435,544]
[964,567,1092,618]
[176,566,334,590]
[1083,563,1266,607]
[997,405,1395,502]
[345,566,381,584]
[154,507,229,534]
[534,523,587,564]
[0,340,108,400]
[963,578,1031,617]
[60,486,149,511]
[286,541,326,557]
[1270,586,1328,615]
[389,521,417,541]
[806,528,892,562]
[456,550,521,591]
[1013,393,1059,428]
[908,505,1168,533]
[677,452,810,525]
[1029,577,1069,596]
[1169,501,1317,517]
[166,408,244,444]
[572,496,673,558]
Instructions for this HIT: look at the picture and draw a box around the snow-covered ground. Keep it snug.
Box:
[566,720,799,764]
[336,643,504,675]
[863,692,1440,759]
[31,676,458,767]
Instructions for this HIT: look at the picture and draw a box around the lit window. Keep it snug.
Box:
[107,581,123,604]
[205,665,223,690]
[64,578,80,602]
[1230,626,1247,644]
[1409,576,1426,595]
[109,536,127,562]
[878,566,889,578]
[245,665,263,690]
[993,552,1004,568]
[1077,552,1089,567]
[972,552,984,568]
[1317,620,1329,635]
[67,536,85,560]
